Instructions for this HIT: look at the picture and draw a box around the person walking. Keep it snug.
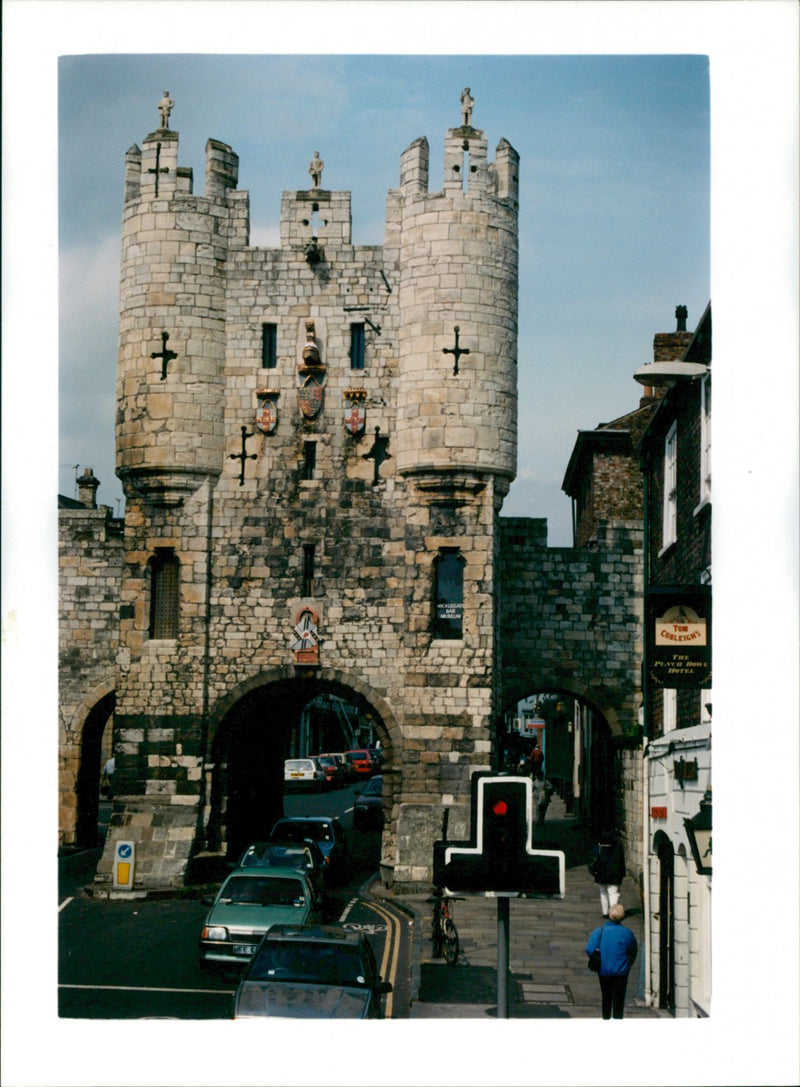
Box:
[585,903,638,1019]
[529,741,544,777]
[532,772,554,824]
[589,829,626,916]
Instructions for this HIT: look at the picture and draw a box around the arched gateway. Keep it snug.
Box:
[66,93,644,895]
[91,92,520,894]
[203,670,400,865]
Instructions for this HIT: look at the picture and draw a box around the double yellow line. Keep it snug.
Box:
[362,897,403,1019]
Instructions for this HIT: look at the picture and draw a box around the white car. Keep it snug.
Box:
[284,758,327,790]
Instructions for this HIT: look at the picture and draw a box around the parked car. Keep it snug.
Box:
[283,757,327,791]
[269,815,349,883]
[343,749,376,778]
[199,868,319,969]
[318,752,347,777]
[314,754,345,788]
[234,840,327,908]
[353,774,384,829]
[368,747,385,771]
[233,923,392,1019]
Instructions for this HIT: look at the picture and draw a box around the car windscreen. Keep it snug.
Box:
[248,943,368,986]
[362,778,383,795]
[285,760,312,772]
[346,751,368,761]
[218,875,306,906]
[272,821,333,843]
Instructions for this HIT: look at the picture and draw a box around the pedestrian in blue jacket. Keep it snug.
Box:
[585,903,638,1019]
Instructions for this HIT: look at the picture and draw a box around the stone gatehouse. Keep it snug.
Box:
[59,93,646,893]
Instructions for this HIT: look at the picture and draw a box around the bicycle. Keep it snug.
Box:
[429,887,461,964]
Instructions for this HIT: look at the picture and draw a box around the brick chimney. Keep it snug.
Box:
[76,467,101,508]
[640,306,695,406]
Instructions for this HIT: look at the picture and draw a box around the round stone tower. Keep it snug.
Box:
[115,109,238,505]
[390,108,519,503]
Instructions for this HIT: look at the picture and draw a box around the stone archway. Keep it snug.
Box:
[203,669,399,861]
[73,690,116,848]
[500,683,623,834]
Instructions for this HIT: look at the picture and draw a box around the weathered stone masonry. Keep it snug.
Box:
[89,102,522,891]
[60,98,650,893]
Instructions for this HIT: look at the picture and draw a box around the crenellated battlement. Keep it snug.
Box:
[105,89,522,891]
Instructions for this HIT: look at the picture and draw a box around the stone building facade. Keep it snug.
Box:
[58,470,123,846]
[636,304,713,1017]
[59,94,657,897]
[93,97,520,891]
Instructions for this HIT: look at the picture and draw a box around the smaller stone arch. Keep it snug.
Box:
[67,678,116,737]
[71,686,117,848]
[60,679,117,847]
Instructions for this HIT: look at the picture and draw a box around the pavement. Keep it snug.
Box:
[372,793,670,1019]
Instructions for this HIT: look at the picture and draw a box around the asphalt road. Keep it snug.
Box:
[58,779,413,1019]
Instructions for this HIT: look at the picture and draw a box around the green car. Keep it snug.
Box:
[199,868,319,969]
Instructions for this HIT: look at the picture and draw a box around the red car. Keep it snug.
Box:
[343,749,376,777]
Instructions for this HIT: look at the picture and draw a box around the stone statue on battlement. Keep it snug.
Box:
[158,91,174,129]
[309,151,324,188]
[460,87,474,126]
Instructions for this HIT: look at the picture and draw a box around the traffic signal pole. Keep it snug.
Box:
[497,897,510,1018]
[433,773,566,1019]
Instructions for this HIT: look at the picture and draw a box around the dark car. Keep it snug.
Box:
[233,923,392,1019]
[353,774,384,829]
[269,816,349,883]
[234,840,327,907]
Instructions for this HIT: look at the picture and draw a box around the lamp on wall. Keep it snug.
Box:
[684,788,712,875]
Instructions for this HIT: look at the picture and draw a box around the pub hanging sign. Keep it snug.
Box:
[646,585,712,689]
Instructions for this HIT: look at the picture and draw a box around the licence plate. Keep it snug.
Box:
[232,944,257,956]
[291,773,303,778]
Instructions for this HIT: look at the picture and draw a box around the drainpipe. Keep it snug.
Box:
[641,467,654,1005]
[198,483,214,848]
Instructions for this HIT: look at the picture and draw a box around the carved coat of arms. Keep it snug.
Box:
[343,389,367,435]
[291,607,320,665]
[298,377,324,419]
[255,390,280,434]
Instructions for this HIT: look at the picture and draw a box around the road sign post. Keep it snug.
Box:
[433,773,565,1018]
[113,841,135,891]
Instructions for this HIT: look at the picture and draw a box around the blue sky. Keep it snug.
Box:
[3,4,799,1086]
[57,51,710,544]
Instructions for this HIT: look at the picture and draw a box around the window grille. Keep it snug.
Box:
[149,549,179,639]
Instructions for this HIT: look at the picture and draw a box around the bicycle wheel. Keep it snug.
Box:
[443,918,459,964]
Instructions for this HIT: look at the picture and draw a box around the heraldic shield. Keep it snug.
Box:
[255,391,279,434]
[298,376,324,419]
[343,389,367,435]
